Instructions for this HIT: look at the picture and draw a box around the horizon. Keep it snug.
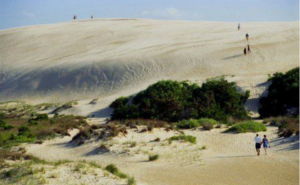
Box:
[0,0,299,30]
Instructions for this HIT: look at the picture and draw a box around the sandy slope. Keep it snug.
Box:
[0,19,298,117]
[25,126,299,185]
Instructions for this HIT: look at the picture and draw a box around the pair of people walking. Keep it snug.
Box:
[254,134,270,156]
[244,45,251,55]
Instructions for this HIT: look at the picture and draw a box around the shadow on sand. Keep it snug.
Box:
[222,54,244,60]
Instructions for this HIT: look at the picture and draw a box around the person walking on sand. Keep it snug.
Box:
[91,15,93,19]
[247,45,251,53]
[262,135,270,155]
[254,134,262,156]
[246,33,249,40]
[244,47,247,55]
[238,23,240,30]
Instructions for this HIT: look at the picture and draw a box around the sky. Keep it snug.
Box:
[0,0,299,30]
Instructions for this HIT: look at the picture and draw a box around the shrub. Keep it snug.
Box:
[18,126,35,138]
[198,118,218,130]
[110,79,249,122]
[36,114,48,121]
[149,154,159,161]
[28,119,37,126]
[105,164,127,179]
[177,119,199,129]
[259,67,299,118]
[127,177,136,185]
[169,135,196,144]
[3,125,14,130]
[265,117,299,138]
[0,119,6,128]
[226,121,267,133]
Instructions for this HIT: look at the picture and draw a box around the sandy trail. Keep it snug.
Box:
[25,126,299,185]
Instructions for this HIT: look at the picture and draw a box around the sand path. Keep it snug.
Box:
[25,126,299,185]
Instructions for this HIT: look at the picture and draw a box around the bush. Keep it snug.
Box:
[110,79,250,122]
[198,118,218,130]
[226,121,267,133]
[149,154,159,161]
[28,119,37,126]
[259,67,299,118]
[169,135,196,144]
[127,177,136,185]
[105,164,127,179]
[18,126,35,138]
[177,119,199,129]
[265,117,299,137]
[36,114,48,121]
[0,119,6,128]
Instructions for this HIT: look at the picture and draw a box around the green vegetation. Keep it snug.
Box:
[148,154,159,161]
[110,79,250,122]
[176,119,199,129]
[264,117,299,137]
[259,67,299,118]
[127,177,137,185]
[176,118,218,130]
[105,164,127,179]
[0,112,87,148]
[226,121,267,133]
[198,118,218,130]
[169,135,197,144]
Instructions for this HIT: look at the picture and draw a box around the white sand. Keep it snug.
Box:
[0,19,298,118]
[25,126,299,185]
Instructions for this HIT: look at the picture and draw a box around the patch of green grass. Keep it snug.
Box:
[148,154,159,161]
[168,135,196,144]
[105,164,127,179]
[127,177,136,185]
[226,121,267,133]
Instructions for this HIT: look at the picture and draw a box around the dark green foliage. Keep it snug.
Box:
[148,154,159,161]
[18,126,35,138]
[36,114,48,121]
[105,164,128,179]
[226,121,267,133]
[0,112,5,119]
[259,67,299,118]
[169,135,197,144]
[28,119,37,126]
[0,119,14,130]
[110,79,249,122]
[176,119,200,129]
[0,119,6,128]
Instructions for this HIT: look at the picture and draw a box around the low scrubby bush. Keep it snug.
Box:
[226,121,267,133]
[148,154,159,161]
[36,114,48,121]
[169,135,196,144]
[264,117,299,137]
[105,164,127,179]
[198,118,218,130]
[176,119,199,129]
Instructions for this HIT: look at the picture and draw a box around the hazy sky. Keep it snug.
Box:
[0,0,299,30]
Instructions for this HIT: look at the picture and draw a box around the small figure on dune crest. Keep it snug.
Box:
[254,134,262,156]
[246,33,249,40]
[262,135,270,155]
[91,15,93,19]
[73,15,77,20]
[244,47,247,55]
[238,23,240,30]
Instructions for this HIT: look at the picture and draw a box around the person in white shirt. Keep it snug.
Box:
[254,134,262,156]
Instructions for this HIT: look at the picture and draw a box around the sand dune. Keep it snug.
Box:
[0,19,298,117]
